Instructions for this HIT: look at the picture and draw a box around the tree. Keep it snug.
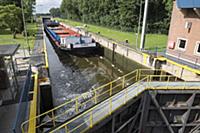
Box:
[23,0,36,22]
[59,0,173,34]
[0,0,21,7]
[0,5,22,38]
[0,0,36,30]
[49,8,61,17]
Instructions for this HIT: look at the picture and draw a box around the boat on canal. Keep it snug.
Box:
[44,20,98,55]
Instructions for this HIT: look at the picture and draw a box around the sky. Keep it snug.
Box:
[36,0,62,14]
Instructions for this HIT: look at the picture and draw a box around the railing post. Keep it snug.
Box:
[90,112,93,128]
[138,69,141,81]
[124,88,128,104]
[75,97,79,113]
[109,97,112,115]
[94,89,97,104]
[148,76,151,89]
[136,69,139,81]
[150,75,152,83]
[65,126,69,133]
[110,83,113,96]
[175,76,178,82]
[160,71,163,81]
[122,76,125,89]
[52,111,56,127]
[167,76,170,89]
[21,124,25,133]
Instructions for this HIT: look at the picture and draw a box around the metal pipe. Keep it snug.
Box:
[140,0,149,50]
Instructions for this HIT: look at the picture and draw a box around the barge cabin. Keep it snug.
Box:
[44,20,97,55]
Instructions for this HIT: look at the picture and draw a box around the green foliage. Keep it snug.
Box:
[49,8,61,17]
[0,0,36,22]
[23,0,36,22]
[0,23,37,49]
[0,5,22,38]
[60,0,173,34]
[0,0,21,7]
[0,1,36,48]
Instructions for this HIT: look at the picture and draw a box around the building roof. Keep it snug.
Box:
[177,0,200,8]
[0,44,20,57]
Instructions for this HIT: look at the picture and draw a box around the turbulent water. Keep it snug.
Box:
[45,36,144,107]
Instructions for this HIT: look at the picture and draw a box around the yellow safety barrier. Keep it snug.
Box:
[43,32,49,69]
[142,53,149,65]
[49,74,200,133]
[156,57,200,75]
[21,69,165,133]
[23,73,38,133]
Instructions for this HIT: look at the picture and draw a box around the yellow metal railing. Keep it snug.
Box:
[26,73,38,133]
[21,69,165,133]
[43,30,49,69]
[48,77,149,133]
[156,57,200,75]
[49,74,200,133]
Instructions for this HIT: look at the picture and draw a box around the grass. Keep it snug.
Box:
[55,18,168,52]
[0,22,37,49]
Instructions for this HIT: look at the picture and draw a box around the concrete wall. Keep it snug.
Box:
[60,22,200,81]
[60,23,155,69]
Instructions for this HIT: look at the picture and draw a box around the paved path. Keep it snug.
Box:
[30,24,45,67]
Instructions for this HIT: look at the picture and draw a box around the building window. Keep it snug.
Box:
[177,38,187,50]
[195,42,200,55]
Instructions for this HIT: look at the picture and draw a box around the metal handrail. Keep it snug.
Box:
[21,69,164,132]
[24,73,38,133]
[49,77,149,133]
[164,50,200,69]
[12,65,32,133]
[43,31,49,69]
[50,75,200,133]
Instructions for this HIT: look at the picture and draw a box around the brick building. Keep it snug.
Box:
[166,0,200,66]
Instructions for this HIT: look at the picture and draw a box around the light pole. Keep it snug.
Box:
[140,0,149,50]
[21,0,31,55]
[136,0,143,50]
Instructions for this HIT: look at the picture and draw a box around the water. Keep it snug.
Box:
[45,36,145,107]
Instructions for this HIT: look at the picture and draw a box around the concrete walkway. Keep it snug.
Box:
[30,24,45,67]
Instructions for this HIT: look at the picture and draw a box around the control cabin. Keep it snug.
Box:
[166,0,200,67]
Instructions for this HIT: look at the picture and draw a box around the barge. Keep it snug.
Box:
[44,20,98,55]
